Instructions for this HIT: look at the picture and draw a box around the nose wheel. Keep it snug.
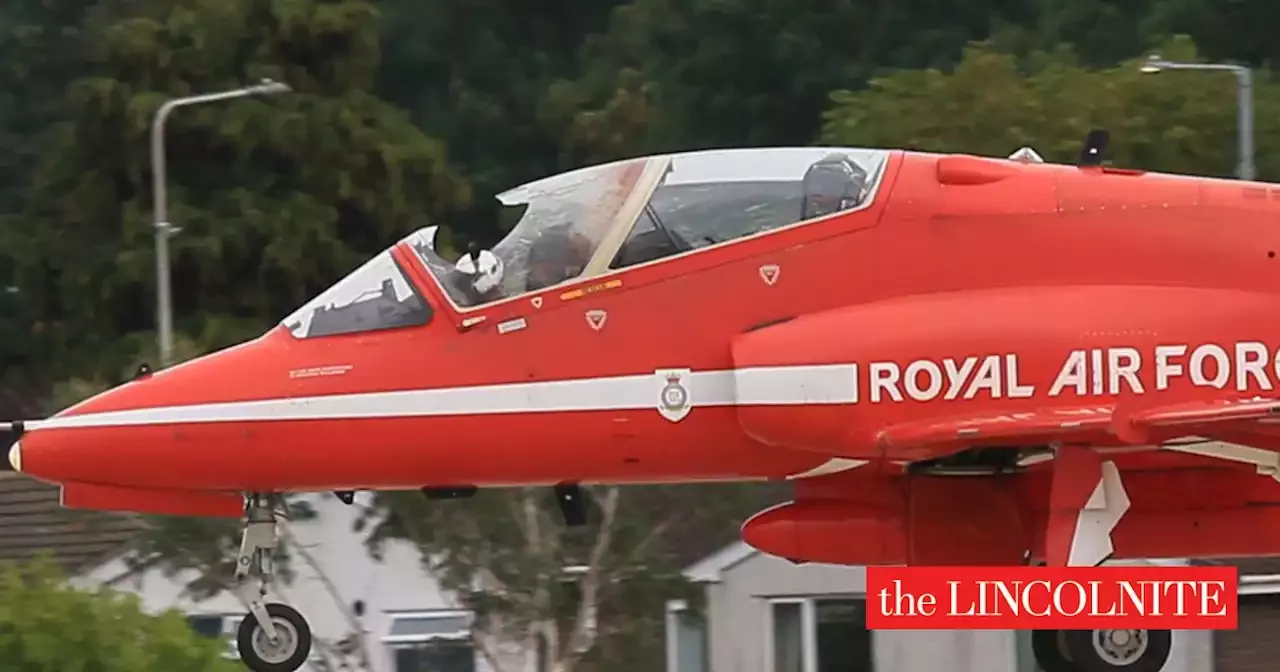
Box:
[233,494,314,672]
[1031,628,1172,672]
[237,603,312,671]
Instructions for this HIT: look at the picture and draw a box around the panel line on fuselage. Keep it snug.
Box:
[32,364,859,430]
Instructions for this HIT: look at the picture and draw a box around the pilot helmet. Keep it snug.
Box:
[454,248,505,295]
[801,154,867,220]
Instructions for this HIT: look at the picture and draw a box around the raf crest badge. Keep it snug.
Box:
[655,368,692,422]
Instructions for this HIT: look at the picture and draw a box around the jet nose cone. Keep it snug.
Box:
[9,334,290,489]
[0,421,21,472]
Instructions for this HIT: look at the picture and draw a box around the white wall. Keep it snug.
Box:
[73,492,515,672]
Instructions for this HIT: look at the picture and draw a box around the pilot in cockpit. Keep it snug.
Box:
[450,242,507,306]
[800,153,868,220]
[526,222,593,291]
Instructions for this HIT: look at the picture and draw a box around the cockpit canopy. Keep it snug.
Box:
[281,146,891,337]
[281,250,432,339]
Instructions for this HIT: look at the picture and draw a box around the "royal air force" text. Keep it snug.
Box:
[860,342,1280,403]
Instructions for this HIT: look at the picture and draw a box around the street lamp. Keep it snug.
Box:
[151,78,292,367]
[1140,54,1254,182]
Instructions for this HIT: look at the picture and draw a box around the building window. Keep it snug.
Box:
[666,600,708,672]
[767,597,873,672]
[1014,630,1044,672]
[382,611,477,672]
[185,613,241,659]
[773,601,805,672]
[186,614,225,638]
[815,599,873,672]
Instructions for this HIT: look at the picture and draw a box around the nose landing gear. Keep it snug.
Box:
[1031,628,1172,672]
[233,494,313,672]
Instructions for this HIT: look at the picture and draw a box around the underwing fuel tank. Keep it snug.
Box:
[729,285,1280,461]
[740,499,908,565]
[739,476,1030,566]
[742,465,1280,566]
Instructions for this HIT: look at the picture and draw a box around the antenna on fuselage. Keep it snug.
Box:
[1009,147,1044,163]
[1078,129,1110,167]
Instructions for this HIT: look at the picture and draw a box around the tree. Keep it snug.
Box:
[0,556,240,671]
[0,0,104,382]
[359,482,785,672]
[374,0,627,245]
[819,36,1280,180]
[8,0,470,383]
[548,0,1042,164]
[373,0,1060,244]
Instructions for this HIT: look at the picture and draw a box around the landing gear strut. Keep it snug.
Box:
[1031,629,1172,672]
[233,494,312,672]
[1030,449,1171,671]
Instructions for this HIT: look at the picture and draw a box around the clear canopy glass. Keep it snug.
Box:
[281,146,893,337]
[408,146,891,310]
[280,251,433,339]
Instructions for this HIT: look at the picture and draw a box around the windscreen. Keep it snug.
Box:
[406,158,652,308]
[281,250,432,338]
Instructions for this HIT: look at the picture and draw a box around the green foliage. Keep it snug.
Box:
[46,331,207,414]
[370,0,1270,248]
[821,36,1280,180]
[0,556,239,671]
[375,0,625,244]
[4,0,1275,386]
[12,2,1280,671]
[564,0,1038,154]
[7,0,470,383]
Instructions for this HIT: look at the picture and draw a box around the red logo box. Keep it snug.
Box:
[866,565,1238,630]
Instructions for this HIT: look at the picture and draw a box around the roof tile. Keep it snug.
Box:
[0,474,142,572]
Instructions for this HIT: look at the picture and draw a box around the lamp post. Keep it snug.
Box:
[151,79,291,367]
[1140,54,1254,182]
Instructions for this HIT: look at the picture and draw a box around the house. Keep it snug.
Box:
[0,473,502,672]
[665,541,1280,672]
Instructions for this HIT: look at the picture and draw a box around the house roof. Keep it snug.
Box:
[0,388,146,573]
[1194,557,1280,574]
[683,541,756,583]
[0,473,144,573]
[1191,557,1280,595]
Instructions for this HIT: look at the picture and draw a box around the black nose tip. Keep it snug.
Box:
[0,421,22,471]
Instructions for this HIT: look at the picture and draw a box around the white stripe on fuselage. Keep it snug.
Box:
[30,364,859,430]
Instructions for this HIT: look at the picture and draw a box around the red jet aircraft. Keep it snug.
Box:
[4,132,1277,672]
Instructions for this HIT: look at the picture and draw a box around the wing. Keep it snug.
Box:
[877,397,1280,456]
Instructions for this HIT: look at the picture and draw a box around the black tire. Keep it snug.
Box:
[236,603,313,672]
[1060,629,1172,672]
[1030,629,1077,672]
